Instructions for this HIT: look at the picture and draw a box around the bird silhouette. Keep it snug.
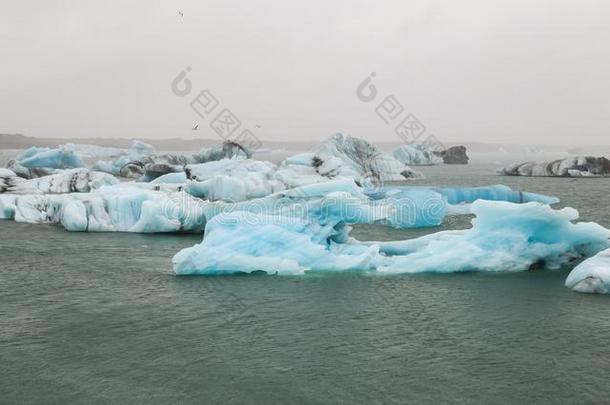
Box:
[192,124,199,130]
[178,10,184,17]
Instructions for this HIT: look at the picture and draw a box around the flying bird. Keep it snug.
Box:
[178,10,184,17]
[192,124,199,130]
[255,125,263,129]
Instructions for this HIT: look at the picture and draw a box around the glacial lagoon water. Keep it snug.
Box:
[2,163,610,404]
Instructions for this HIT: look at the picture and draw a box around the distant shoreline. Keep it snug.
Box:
[1,133,609,156]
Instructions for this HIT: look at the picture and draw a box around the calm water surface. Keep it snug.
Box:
[1,164,610,404]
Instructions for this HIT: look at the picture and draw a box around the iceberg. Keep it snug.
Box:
[430,185,559,205]
[96,154,187,180]
[5,160,56,179]
[191,141,252,163]
[392,144,443,166]
[173,200,610,275]
[276,153,360,187]
[5,187,206,232]
[434,146,469,164]
[185,159,284,202]
[565,249,610,294]
[0,169,118,195]
[193,179,447,229]
[313,133,421,182]
[499,156,610,177]
[14,146,84,169]
[92,140,158,178]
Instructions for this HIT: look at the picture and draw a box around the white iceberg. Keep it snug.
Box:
[4,186,205,233]
[392,144,444,166]
[565,248,610,294]
[276,153,358,186]
[191,141,252,163]
[173,200,609,275]
[92,140,158,178]
[312,133,421,182]
[499,156,610,177]
[185,159,284,202]
[0,169,118,195]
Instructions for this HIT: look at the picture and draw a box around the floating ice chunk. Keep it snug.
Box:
[0,169,118,194]
[6,187,206,233]
[186,174,283,202]
[392,144,443,166]
[371,185,558,206]
[173,212,379,275]
[432,185,559,205]
[173,200,610,275]
[16,146,84,169]
[185,159,284,201]
[276,152,362,187]
[565,249,610,294]
[313,133,421,181]
[92,140,158,177]
[191,141,252,163]
[499,156,610,177]
[185,158,276,181]
[374,201,609,273]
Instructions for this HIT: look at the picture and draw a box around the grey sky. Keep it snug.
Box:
[1,0,609,145]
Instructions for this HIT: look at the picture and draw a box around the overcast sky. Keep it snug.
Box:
[1,0,609,145]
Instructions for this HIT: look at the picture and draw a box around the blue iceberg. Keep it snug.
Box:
[173,200,609,275]
[16,146,84,169]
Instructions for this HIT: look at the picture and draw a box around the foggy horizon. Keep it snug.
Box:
[2,0,609,146]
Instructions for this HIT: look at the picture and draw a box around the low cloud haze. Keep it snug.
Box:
[1,0,609,146]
